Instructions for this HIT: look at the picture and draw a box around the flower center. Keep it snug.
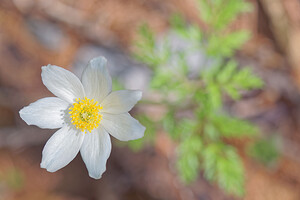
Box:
[69,97,103,133]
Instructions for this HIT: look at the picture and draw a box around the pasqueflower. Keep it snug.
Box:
[19,57,145,179]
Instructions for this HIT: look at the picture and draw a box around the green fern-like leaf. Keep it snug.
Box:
[207,30,250,57]
[232,67,264,89]
[203,143,245,196]
[177,135,202,182]
[197,0,252,30]
[213,115,258,138]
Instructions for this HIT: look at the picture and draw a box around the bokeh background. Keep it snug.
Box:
[1,0,300,199]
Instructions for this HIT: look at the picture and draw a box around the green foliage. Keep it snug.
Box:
[247,136,280,166]
[212,115,258,138]
[206,31,251,57]
[203,144,244,196]
[203,60,263,100]
[171,14,202,43]
[177,135,202,182]
[132,0,268,197]
[197,0,252,30]
[162,110,178,139]
[134,24,170,68]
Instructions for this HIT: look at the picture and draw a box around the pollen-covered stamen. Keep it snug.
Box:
[69,97,103,133]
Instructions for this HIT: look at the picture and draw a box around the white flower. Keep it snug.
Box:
[19,57,145,179]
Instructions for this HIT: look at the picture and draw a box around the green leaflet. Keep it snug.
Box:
[247,136,280,166]
[213,115,258,138]
[197,0,252,30]
[206,31,251,57]
[203,144,245,196]
[177,135,202,182]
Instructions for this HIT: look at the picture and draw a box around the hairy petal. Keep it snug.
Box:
[102,113,145,141]
[81,57,112,103]
[101,90,142,114]
[19,97,68,129]
[41,125,84,172]
[42,65,85,103]
[80,126,111,179]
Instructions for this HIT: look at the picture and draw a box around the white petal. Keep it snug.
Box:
[40,125,84,172]
[80,126,111,179]
[81,57,112,103]
[101,113,145,141]
[19,97,68,129]
[41,65,85,103]
[101,90,142,114]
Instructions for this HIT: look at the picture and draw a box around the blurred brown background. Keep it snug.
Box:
[1,0,300,199]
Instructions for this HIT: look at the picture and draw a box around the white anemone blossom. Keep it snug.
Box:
[19,57,145,179]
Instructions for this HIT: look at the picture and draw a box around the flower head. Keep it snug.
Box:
[19,57,145,179]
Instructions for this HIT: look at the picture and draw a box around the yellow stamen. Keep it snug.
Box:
[69,97,103,133]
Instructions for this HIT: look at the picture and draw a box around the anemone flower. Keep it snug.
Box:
[19,57,145,179]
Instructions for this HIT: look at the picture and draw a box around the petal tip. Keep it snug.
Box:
[138,124,146,139]
[89,56,108,69]
[93,56,107,63]
[41,64,52,71]
[132,120,146,140]
[89,173,103,180]
[135,90,143,101]
[18,107,24,115]
[88,166,106,179]
[40,162,49,171]
[19,107,31,125]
